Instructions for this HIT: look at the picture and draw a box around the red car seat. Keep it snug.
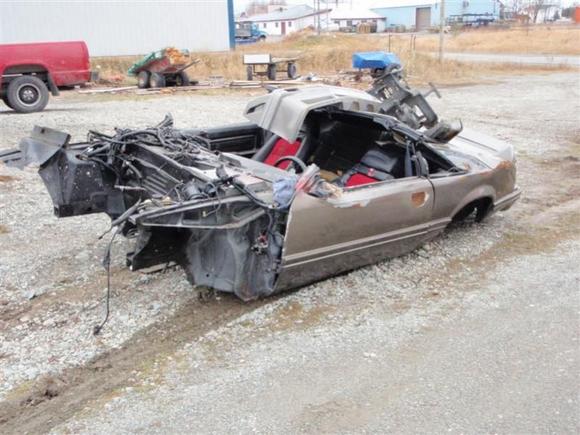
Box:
[252,134,307,169]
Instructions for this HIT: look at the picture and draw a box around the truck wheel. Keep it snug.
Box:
[1,96,14,109]
[176,71,190,87]
[6,76,49,113]
[267,64,277,81]
[137,71,151,89]
[287,63,298,79]
[150,73,166,88]
[246,66,253,81]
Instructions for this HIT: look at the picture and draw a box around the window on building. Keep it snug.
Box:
[263,23,267,28]
[275,22,279,27]
[288,21,292,27]
[346,20,353,26]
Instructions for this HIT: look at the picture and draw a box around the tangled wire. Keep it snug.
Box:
[81,114,210,162]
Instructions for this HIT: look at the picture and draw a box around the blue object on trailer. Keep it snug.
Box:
[352,51,401,70]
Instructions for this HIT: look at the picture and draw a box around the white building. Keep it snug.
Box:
[0,0,234,56]
[240,4,331,36]
[534,4,562,22]
[330,6,387,32]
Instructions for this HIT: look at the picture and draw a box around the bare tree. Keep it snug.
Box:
[245,1,267,16]
[529,0,546,23]
[245,0,287,16]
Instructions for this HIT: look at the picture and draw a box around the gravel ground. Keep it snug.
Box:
[0,72,579,433]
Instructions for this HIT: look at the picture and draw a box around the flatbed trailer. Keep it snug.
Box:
[243,54,299,81]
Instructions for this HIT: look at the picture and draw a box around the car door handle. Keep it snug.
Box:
[411,191,428,207]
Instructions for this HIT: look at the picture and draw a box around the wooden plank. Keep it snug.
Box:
[77,86,137,94]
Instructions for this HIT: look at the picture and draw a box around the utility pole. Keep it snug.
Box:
[439,0,445,62]
[317,0,321,35]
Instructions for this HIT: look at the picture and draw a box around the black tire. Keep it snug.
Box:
[176,71,190,87]
[246,65,254,81]
[287,63,298,79]
[259,35,266,42]
[137,70,151,89]
[1,96,14,109]
[6,75,49,113]
[267,64,277,81]
[150,72,166,88]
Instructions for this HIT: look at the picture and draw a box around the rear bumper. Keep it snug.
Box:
[494,187,521,212]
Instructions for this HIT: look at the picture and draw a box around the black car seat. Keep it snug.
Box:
[337,146,410,187]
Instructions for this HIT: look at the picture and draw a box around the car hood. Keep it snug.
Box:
[243,86,382,143]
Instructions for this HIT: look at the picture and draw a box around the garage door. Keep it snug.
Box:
[416,7,431,30]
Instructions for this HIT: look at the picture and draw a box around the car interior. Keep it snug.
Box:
[201,108,456,188]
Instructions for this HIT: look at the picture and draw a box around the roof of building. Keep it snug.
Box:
[239,4,331,22]
[330,7,386,20]
[371,0,437,9]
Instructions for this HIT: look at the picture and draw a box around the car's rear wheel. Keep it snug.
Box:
[1,95,14,109]
[137,71,151,89]
[6,76,49,113]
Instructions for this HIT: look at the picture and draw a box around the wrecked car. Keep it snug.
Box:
[0,85,520,301]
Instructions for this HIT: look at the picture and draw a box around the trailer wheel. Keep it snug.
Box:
[287,63,298,79]
[6,76,49,113]
[176,71,190,87]
[137,71,151,89]
[267,64,277,81]
[150,72,166,88]
[246,66,253,81]
[1,96,14,109]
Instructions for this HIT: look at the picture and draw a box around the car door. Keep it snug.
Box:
[274,176,441,291]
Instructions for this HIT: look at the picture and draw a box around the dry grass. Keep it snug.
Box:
[416,25,580,55]
[91,29,574,87]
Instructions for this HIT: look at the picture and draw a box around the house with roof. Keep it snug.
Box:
[330,6,387,32]
[239,4,331,36]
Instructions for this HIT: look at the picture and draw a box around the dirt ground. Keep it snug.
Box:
[0,72,579,434]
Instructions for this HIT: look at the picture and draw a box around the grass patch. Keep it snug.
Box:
[91,29,574,88]
[415,25,580,55]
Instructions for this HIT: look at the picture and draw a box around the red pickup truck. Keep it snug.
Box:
[0,41,91,113]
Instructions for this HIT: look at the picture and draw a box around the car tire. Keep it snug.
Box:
[6,76,49,113]
[267,64,277,81]
[150,72,166,88]
[287,63,298,79]
[259,35,266,42]
[137,71,151,89]
[1,95,14,109]
[176,71,190,87]
[246,66,253,81]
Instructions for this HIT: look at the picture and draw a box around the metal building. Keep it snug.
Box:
[0,0,235,56]
[372,0,499,31]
